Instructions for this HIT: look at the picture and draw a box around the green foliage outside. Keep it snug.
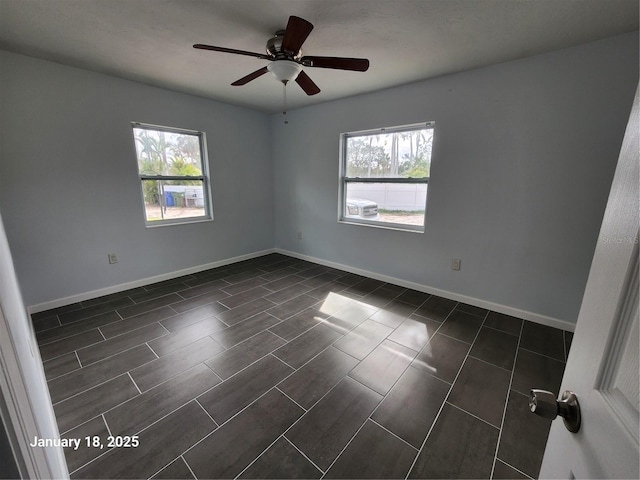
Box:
[346,129,433,179]
[134,128,203,205]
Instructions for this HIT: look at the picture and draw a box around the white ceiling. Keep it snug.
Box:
[1,0,637,113]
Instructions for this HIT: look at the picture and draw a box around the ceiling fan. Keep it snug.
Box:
[193,15,370,96]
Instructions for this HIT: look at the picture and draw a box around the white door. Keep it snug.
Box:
[538,86,639,479]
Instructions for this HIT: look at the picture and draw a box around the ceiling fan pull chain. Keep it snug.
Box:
[283,80,289,124]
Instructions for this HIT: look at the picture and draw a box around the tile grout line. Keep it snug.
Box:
[445,401,502,430]
[50,352,153,407]
[365,305,451,385]
[46,326,170,377]
[57,388,135,437]
[496,458,535,480]
[69,401,145,476]
[181,455,198,480]
[73,393,222,476]
[161,308,230,335]
[31,315,62,335]
[102,413,113,437]
[58,413,100,437]
[218,288,271,310]
[58,339,222,438]
[69,442,113,475]
[146,343,160,359]
[188,301,355,434]
[127,372,143,395]
[42,320,169,365]
[490,318,525,480]
[267,328,290,343]
[483,323,520,337]
[194,398,219,428]
[216,300,278,327]
[157,321,172,334]
[97,328,107,341]
[276,364,387,471]
[201,359,224,383]
[434,329,475,344]
[265,297,324,323]
[274,386,307,413]
[69,395,207,477]
[403,307,487,480]
[144,451,195,477]
[195,346,289,400]
[267,293,375,349]
[518,345,567,363]
[319,409,377,477]
[233,434,290,479]
[54,305,127,329]
[268,299,386,395]
[344,303,455,448]
[368,418,419,451]
[37,320,120,347]
[282,436,325,476]
[313,305,450,478]
[74,350,83,368]
[177,384,300,471]
[467,353,514,374]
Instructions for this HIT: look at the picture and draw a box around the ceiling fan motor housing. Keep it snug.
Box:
[266,30,302,59]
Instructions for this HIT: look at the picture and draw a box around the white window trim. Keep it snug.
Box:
[338,122,434,233]
[131,122,214,227]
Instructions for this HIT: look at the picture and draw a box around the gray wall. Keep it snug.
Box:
[0,51,274,306]
[271,32,639,324]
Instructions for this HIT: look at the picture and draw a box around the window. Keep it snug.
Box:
[132,123,212,226]
[339,122,434,232]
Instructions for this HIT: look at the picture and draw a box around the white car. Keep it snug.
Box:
[345,197,380,220]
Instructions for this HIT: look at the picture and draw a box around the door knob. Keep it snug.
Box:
[529,389,581,433]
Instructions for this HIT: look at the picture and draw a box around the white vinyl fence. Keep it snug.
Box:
[347,183,427,211]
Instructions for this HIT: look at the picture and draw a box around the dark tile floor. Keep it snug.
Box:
[31,253,572,479]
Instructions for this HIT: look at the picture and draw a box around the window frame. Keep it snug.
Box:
[131,122,213,227]
[338,122,434,233]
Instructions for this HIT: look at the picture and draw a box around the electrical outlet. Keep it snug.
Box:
[451,258,461,271]
[108,253,118,264]
[297,231,302,240]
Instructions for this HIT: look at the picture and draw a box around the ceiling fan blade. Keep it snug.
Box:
[231,66,269,86]
[301,56,369,72]
[193,44,270,60]
[282,16,314,54]
[295,71,321,96]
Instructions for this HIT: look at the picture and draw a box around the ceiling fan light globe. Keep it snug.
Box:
[267,60,302,83]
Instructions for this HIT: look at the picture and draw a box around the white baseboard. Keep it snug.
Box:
[29,246,576,332]
[27,249,276,314]
[275,248,576,332]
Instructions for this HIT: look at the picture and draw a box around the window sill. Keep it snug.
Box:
[145,216,214,228]
[338,218,424,233]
